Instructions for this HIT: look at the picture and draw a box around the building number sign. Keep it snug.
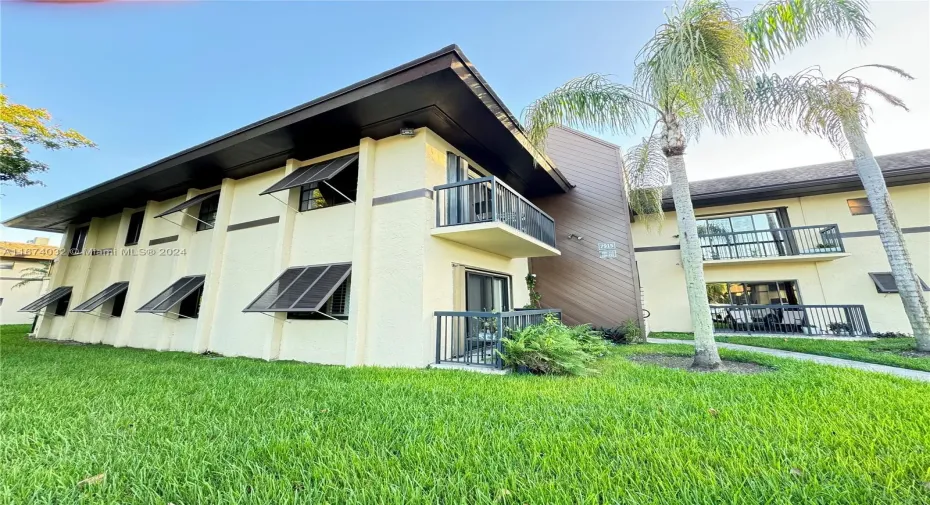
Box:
[598,242,617,259]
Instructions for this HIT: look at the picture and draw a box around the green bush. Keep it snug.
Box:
[499,315,607,376]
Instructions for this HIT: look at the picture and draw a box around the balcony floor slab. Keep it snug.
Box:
[703,252,850,266]
[431,221,560,258]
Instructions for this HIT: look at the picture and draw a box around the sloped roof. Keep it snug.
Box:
[660,149,930,209]
[0,241,58,261]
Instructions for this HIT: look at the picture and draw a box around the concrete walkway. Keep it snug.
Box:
[647,338,930,383]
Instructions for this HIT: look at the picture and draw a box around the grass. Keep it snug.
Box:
[2,324,929,504]
[650,332,930,372]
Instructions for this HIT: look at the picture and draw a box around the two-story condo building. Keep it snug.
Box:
[4,46,642,369]
[633,150,930,337]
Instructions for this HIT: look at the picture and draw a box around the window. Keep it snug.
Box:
[706,281,801,306]
[286,276,351,320]
[178,285,204,318]
[696,210,789,260]
[466,271,511,312]
[125,211,145,246]
[847,198,873,215]
[110,291,127,317]
[19,286,72,313]
[53,293,71,316]
[137,275,206,314]
[0,261,13,270]
[869,272,930,293]
[196,196,220,231]
[298,160,358,212]
[69,225,89,255]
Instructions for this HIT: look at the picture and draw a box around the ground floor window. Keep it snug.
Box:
[706,280,800,306]
[177,285,203,318]
[286,275,351,320]
[53,294,71,316]
[466,270,511,312]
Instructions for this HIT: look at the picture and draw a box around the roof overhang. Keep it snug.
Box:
[659,164,930,211]
[4,45,571,232]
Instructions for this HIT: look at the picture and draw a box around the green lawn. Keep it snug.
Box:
[650,332,930,372]
[2,324,929,504]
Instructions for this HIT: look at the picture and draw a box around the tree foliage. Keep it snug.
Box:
[1,90,95,187]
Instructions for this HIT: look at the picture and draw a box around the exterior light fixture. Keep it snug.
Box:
[400,128,416,137]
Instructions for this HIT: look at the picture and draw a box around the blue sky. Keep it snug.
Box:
[2,1,927,244]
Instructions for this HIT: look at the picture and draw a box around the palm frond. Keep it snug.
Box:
[636,0,752,108]
[742,0,873,67]
[624,135,668,227]
[838,63,914,81]
[847,79,909,111]
[521,74,653,151]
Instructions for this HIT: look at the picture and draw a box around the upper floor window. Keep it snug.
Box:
[69,225,89,256]
[196,195,220,231]
[847,198,872,216]
[298,161,358,212]
[869,272,930,293]
[125,211,145,246]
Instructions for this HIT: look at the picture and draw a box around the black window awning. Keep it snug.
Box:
[869,272,930,293]
[244,263,351,312]
[260,154,358,195]
[72,282,129,313]
[154,191,220,219]
[137,275,205,313]
[20,286,72,313]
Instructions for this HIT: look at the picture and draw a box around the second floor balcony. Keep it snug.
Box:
[432,177,560,258]
[699,224,850,265]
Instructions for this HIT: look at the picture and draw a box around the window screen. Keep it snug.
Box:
[847,198,873,215]
[869,272,930,293]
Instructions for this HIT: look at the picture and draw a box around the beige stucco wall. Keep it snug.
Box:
[1,257,51,325]
[28,128,538,368]
[633,183,930,333]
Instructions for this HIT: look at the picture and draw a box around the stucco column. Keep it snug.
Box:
[115,200,160,347]
[89,208,136,343]
[156,189,201,351]
[34,226,74,338]
[57,217,103,341]
[192,179,236,353]
[263,159,301,361]
[345,137,377,366]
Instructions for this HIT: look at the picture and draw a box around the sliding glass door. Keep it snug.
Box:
[466,271,511,312]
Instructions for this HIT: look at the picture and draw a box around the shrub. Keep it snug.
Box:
[499,315,605,376]
[873,331,913,339]
[595,318,644,344]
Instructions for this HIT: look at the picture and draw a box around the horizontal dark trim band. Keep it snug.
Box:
[372,188,433,206]
[227,216,280,232]
[634,245,681,252]
[841,226,930,238]
[149,235,179,246]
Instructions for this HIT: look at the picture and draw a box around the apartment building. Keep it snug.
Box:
[633,150,930,336]
[4,46,641,369]
[0,238,56,325]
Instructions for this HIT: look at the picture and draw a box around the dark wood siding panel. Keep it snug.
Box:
[529,127,642,328]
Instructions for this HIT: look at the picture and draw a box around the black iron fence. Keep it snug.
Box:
[433,176,557,248]
[434,309,562,368]
[700,224,844,261]
[710,304,872,336]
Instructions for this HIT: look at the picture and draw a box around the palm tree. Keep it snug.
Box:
[523,0,872,369]
[735,65,930,350]
[12,260,51,289]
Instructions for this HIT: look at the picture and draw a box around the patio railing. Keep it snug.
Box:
[710,304,872,336]
[433,176,557,248]
[700,224,845,261]
[434,309,562,368]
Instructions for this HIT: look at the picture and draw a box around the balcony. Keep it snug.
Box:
[431,177,560,258]
[700,224,850,266]
[434,309,563,368]
[711,304,872,337]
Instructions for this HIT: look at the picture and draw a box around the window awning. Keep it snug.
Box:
[72,281,129,313]
[244,263,351,312]
[20,286,72,313]
[154,191,220,219]
[869,272,930,293]
[137,275,206,313]
[260,154,358,195]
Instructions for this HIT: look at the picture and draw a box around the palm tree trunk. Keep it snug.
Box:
[663,116,722,369]
[843,123,930,350]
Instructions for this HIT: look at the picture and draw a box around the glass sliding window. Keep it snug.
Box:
[705,281,801,305]
[465,271,511,312]
[696,210,787,260]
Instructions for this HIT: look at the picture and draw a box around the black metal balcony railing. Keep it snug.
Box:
[433,177,557,249]
[710,304,872,336]
[699,224,845,261]
[435,309,562,368]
